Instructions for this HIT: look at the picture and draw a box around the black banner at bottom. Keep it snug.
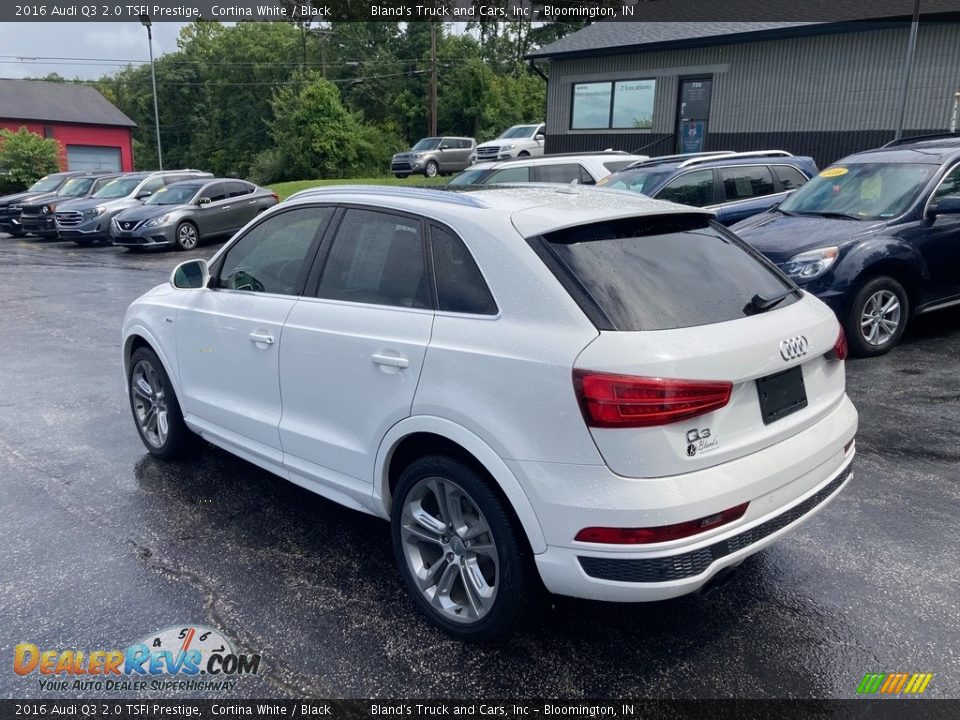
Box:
[1,700,958,720]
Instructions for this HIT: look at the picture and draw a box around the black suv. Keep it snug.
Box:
[733,135,960,356]
[0,172,85,236]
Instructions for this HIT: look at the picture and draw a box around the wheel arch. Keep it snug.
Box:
[375,417,547,554]
[838,240,924,311]
[123,327,183,401]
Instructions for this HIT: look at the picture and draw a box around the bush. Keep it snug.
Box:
[0,128,63,193]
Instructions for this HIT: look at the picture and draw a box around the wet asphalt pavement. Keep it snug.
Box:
[0,232,957,701]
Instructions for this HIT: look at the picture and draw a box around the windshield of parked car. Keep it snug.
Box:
[57,177,96,197]
[597,167,674,195]
[93,178,142,199]
[779,162,938,220]
[28,176,63,193]
[145,183,203,205]
[411,138,441,152]
[499,125,539,139]
[448,169,493,186]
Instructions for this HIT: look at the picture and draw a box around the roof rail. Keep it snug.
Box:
[287,184,491,208]
[882,132,960,148]
[625,151,737,169]
[490,150,635,164]
[676,150,793,168]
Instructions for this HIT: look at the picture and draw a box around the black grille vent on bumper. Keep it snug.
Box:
[578,464,852,583]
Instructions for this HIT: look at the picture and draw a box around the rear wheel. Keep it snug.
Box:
[391,455,530,641]
[128,346,197,460]
[175,221,199,251]
[844,275,909,357]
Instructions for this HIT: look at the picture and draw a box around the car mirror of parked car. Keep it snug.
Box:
[170,259,209,289]
[929,195,960,216]
[535,134,545,142]
[135,191,152,200]
[197,197,211,206]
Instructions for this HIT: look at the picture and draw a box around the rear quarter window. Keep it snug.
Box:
[535,214,797,331]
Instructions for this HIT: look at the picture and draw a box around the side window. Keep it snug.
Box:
[579,165,597,185]
[720,166,776,201]
[656,169,715,207]
[317,209,429,309]
[537,164,583,184]
[139,177,164,196]
[204,183,229,202]
[430,225,497,315]
[227,181,253,198]
[487,166,531,183]
[218,207,330,295]
[933,165,960,201]
[773,165,809,191]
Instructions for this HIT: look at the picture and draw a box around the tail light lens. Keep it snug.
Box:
[574,371,732,428]
[576,502,749,544]
[828,327,848,361]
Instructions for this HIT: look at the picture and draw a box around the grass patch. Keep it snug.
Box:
[269,176,448,201]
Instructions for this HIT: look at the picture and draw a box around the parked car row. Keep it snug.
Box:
[0,169,278,251]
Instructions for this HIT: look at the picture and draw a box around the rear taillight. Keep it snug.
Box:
[828,327,848,361]
[574,371,732,428]
[575,502,749,545]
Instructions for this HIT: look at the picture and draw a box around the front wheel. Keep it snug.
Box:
[391,456,531,641]
[424,161,439,178]
[175,222,199,251]
[844,276,909,357]
[128,347,197,460]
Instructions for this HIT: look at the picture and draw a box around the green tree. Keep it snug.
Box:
[0,128,63,193]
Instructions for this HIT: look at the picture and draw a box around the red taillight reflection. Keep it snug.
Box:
[574,371,732,428]
[830,327,848,361]
[575,503,750,545]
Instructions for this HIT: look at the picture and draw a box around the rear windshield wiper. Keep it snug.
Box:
[744,290,793,315]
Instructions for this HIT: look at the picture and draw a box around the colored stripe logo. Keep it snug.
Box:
[857,672,933,695]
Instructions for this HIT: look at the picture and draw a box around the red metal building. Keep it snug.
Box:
[0,79,136,171]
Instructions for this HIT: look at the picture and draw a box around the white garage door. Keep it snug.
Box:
[66,145,122,172]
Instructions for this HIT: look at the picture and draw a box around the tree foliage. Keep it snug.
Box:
[0,128,63,193]
[90,19,579,182]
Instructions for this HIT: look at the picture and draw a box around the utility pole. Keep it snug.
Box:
[429,22,438,136]
[139,14,163,170]
[894,0,921,142]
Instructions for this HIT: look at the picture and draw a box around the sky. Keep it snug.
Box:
[0,23,189,80]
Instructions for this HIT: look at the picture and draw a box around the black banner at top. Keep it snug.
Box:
[4,0,960,23]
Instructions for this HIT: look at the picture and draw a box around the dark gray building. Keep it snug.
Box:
[528,21,960,165]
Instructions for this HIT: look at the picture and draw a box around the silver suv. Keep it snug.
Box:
[55,170,212,245]
[473,124,546,162]
[391,137,476,178]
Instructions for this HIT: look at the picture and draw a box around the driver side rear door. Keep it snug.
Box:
[175,206,333,464]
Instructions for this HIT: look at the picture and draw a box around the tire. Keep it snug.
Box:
[844,275,909,357]
[127,346,197,460]
[394,174,409,179]
[175,221,199,251]
[424,161,439,178]
[518,151,530,157]
[391,455,531,641]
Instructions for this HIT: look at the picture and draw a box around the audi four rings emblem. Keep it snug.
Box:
[780,336,809,361]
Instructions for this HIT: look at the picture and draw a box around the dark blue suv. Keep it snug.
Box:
[598,150,818,225]
[733,135,960,357]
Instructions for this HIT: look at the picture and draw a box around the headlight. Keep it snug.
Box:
[413,153,424,158]
[42,204,53,214]
[142,215,171,228]
[782,246,839,281]
[86,206,106,218]
[10,205,21,212]
[506,143,517,150]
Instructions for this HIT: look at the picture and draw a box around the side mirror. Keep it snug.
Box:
[440,144,450,150]
[198,197,211,206]
[135,190,152,200]
[929,195,960,217]
[535,134,545,142]
[170,259,209,289]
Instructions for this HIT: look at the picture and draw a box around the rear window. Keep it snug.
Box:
[537,215,797,331]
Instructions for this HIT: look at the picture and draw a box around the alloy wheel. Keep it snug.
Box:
[130,359,169,448]
[177,224,198,250]
[399,477,499,624]
[860,289,901,346]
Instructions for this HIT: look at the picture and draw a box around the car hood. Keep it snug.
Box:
[0,190,52,208]
[115,204,186,222]
[57,196,136,212]
[393,151,420,160]
[731,211,888,264]
[19,191,62,208]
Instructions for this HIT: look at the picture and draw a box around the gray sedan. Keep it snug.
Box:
[110,179,278,251]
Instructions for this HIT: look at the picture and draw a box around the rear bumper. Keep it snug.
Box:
[518,394,857,602]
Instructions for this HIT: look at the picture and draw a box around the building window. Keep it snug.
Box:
[571,79,656,130]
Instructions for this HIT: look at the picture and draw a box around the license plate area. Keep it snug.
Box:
[756,365,807,424]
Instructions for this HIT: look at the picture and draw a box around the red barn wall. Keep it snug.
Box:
[0,120,134,171]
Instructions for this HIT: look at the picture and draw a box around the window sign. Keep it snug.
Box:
[571,82,613,129]
[572,79,656,130]
[612,80,656,129]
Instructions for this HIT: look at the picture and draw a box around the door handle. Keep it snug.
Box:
[222,205,232,210]
[371,352,408,369]
[249,332,274,345]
